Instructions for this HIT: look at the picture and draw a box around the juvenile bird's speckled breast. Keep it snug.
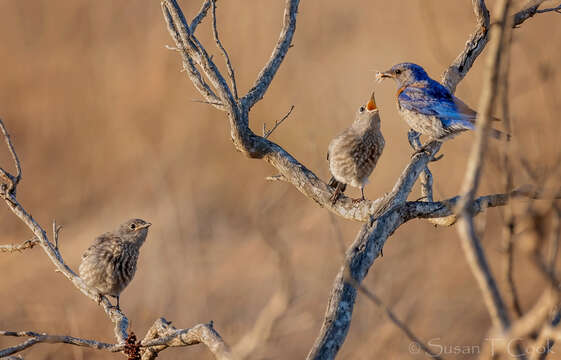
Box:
[328,127,384,188]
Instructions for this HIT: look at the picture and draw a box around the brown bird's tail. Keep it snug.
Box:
[490,128,511,141]
[328,177,346,204]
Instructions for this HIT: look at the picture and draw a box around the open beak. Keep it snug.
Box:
[366,91,377,111]
[375,70,393,82]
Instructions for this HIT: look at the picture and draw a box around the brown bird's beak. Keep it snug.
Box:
[375,70,393,82]
[366,91,377,111]
[138,222,152,229]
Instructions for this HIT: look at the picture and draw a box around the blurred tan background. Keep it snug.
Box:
[1,0,560,359]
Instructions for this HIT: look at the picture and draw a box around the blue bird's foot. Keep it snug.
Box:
[407,130,422,151]
[411,144,432,158]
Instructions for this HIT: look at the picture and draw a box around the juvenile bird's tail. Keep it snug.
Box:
[490,128,511,141]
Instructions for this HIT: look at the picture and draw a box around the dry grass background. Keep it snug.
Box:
[1,0,560,359]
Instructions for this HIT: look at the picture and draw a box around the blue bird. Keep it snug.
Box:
[376,63,506,144]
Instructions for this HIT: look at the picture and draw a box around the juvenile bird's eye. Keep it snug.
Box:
[395,69,402,75]
[359,106,365,112]
[129,223,136,230]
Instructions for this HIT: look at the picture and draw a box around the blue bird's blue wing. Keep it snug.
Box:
[398,83,475,131]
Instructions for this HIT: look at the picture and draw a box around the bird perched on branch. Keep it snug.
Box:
[79,218,151,310]
[376,62,507,148]
[327,91,385,204]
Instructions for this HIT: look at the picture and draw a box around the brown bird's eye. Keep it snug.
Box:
[395,69,402,75]
[129,223,136,230]
[359,106,365,113]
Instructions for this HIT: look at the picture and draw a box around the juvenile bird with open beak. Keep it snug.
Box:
[376,62,507,149]
[327,91,385,204]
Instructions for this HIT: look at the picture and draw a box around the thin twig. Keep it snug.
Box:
[191,98,223,106]
[0,118,22,194]
[348,276,443,360]
[241,0,300,110]
[263,105,294,139]
[52,219,62,250]
[210,0,238,100]
[190,0,211,33]
[536,4,561,13]
[0,330,123,357]
[0,237,40,253]
[513,0,561,27]
[139,319,232,360]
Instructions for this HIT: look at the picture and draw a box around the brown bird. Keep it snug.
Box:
[327,91,385,204]
[79,218,151,309]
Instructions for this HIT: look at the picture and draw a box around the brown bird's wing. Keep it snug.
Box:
[82,233,122,260]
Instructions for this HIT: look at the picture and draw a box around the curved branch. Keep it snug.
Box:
[190,0,211,33]
[441,0,490,93]
[513,0,561,27]
[0,237,39,253]
[162,2,225,110]
[140,318,232,360]
[211,0,238,100]
[241,0,299,111]
[456,0,513,334]
[0,119,22,194]
[0,331,122,357]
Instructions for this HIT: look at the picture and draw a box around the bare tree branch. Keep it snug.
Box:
[456,0,513,335]
[210,0,238,100]
[240,0,299,111]
[140,318,232,360]
[190,0,211,33]
[441,0,490,93]
[0,237,39,253]
[263,105,295,139]
[513,0,561,27]
[0,118,22,195]
[0,331,122,357]
[350,278,443,360]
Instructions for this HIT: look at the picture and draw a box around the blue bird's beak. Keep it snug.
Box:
[375,70,393,82]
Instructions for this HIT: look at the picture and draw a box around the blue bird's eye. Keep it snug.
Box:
[129,223,136,230]
[395,69,402,75]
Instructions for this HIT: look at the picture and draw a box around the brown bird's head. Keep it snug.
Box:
[354,91,380,128]
[119,218,151,246]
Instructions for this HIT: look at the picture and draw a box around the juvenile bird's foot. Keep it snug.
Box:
[330,191,341,205]
[329,180,346,205]
[352,193,366,204]
[407,130,422,150]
